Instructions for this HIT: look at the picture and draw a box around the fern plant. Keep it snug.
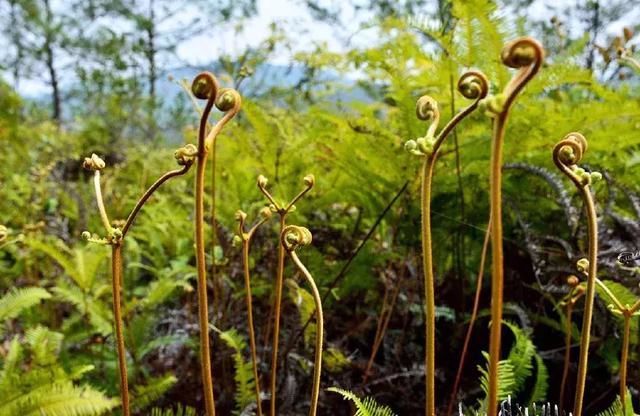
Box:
[0,326,117,416]
[328,387,397,416]
[404,69,488,416]
[214,327,258,416]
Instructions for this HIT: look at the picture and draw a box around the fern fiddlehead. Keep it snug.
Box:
[82,147,195,416]
[485,37,544,416]
[281,224,323,416]
[553,133,599,416]
[405,70,489,416]
[235,207,272,416]
[258,174,314,416]
[191,72,242,416]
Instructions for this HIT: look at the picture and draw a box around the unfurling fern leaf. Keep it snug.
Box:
[328,387,397,416]
[215,327,257,415]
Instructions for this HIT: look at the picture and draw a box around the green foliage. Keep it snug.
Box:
[0,327,117,416]
[328,387,397,416]
[149,405,197,416]
[597,390,635,416]
[0,287,50,335]
[215,327,257,415]
[477,322,548,409]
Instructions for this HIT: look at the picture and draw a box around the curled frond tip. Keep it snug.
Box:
[282,225,313,252]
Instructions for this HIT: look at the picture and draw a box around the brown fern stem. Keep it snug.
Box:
[242,232,264,416]
[269,215,287,416]
[290,250,323,416]
[488,112,506,414]
[421,156,437,416]
[195,147,216,415]
[572,186,597,416]
[111,243,130,416]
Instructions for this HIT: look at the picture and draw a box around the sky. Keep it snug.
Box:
[9,0,640,97]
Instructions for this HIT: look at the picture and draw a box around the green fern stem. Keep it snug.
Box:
[242,239,264,416]
[420,156,437,416]
[112,243,130,416]
[572,187,597,416]
[288,251,323,416]
[270,215,287,416]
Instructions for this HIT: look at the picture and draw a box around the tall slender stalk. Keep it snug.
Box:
[486,37,543,416]
[559,275,583,412]
[552,132,599,416]
[111,243,129,416]
[282,225,323,416]
[257,174,314,416]
[405,70,489,416]
[235,208,272,416]
[190,72,242,416]
[594,278,640,414]
[82,148,195,416]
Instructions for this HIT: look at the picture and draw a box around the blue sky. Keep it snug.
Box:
[11,0,640,96]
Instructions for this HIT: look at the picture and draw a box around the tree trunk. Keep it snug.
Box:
[43,0,61,122]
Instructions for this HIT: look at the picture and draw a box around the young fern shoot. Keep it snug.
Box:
[235,207,273,416]
[484,37,544,416]
[552,132,598,416]
[82,148,196,416]
[257,173,315,416]
[281,224,323,416]
[190,72,242,416]
[404,69,489,416]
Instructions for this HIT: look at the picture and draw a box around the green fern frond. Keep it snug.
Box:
[477,353,516,404]
[215,327,257,415]
[0,287,51,324]
[25,326,63,366]
[0,381,117,416]
[529,353,549,403]
[132,374,177,411]
[149,405,198,416]
[287,278,317,347]
[328,387,397,416]
[596,390,634,416]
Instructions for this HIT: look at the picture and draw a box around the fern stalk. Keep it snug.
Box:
[282,225,323,416]
[269,214,287,416]
[552,133,598,416]
[190,72,242,416]
[486,37,543,416]
[407,70,489,416]
[620,313,631,414]
[258,174,313,416]
[112,243,131,416]
[237,209,271,416]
